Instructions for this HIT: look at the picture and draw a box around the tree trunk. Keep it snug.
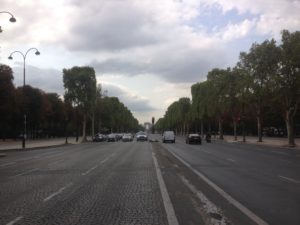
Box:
[218,118,223,140]
[82,114,87,143]
[242,120,246,143]
[286,110,295,147]
[92,113,95,138]
[233,119,237,141]
[76,118,79,142]
[257,115,262,142]
[200,120,204,138]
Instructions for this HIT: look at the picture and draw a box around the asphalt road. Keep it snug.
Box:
[156,135,300,225]
[0,137,299,225]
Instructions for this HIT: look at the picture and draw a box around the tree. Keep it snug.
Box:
[0,64,15,140]
[274,30,300,146]
[63,66,97,142]
[206,68,229,139]
[191,81,211,137]
[238,39,280,142]
[44,93,65,137]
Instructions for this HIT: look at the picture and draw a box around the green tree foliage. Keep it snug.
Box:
[191,81,211,136]
[206,68,230,139]
[238,39,281,142]
[160,30,300,147]
[155,97,191,135]
[95,96,139,133]
[274,30,300,146]
[63,66,97,142]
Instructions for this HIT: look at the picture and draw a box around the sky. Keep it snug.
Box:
[1,0,300,124]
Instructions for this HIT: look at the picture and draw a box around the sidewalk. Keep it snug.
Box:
[0,137,82,152]
[217,135,300,150]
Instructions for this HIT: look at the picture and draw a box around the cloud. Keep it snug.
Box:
[210,0,300,37]
[101,82,157,113]
[64,0,160,51]
[12,65,64,95]
[91,34,228,83]
[217,19,257,41]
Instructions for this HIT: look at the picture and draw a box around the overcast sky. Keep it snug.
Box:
[1,0,300,124]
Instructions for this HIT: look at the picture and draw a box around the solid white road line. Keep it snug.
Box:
[152,151,179,225]
[43,183,73,202]
[15,168,38,177]
[167,149,269,225]
[5,216,23,225]
[278,175,300,184]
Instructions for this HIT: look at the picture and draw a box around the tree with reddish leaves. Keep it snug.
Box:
[0,64,15,140]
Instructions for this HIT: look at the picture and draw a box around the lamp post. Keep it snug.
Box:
[0,11,16,33]
[8,48,40,150]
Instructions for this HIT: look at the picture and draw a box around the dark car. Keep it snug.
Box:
[107,133,117,142]
[186,133,201,144]
[93,133,106,142]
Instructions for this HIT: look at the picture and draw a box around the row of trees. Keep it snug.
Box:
[156,30,300,147]
[0,65,141,141]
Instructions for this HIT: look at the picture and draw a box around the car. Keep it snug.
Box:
[186,133,202,144]
[162,131,175,143]
[93,133,106,142]
[136,132,148,141]
[107,133,117,142]
[115,133,124,141]
[122,133,133,142]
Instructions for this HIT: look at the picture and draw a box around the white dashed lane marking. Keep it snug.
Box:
[14,168,38,177]
[5,216,23,225]
[82,165,98,176]
[43,183,73,202]
[278,175,300,184]
[0,162,16,167]
[226,158,235,162]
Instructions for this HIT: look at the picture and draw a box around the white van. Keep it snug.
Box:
[162,131,175,143]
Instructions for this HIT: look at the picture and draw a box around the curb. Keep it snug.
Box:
[216,138,300,151]
[0,143,74,153]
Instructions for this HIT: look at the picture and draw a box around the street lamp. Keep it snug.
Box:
[8,48,40,150]
[0,11,17,33]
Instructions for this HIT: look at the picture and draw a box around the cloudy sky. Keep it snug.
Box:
[1,0,300,124]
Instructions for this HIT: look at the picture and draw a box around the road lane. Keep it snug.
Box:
[158,137,300,225]
[0,142,122,224]
[0,141,168,225]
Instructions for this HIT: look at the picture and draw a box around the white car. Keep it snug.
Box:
[122,133,133,142]
[136,132,148,141]
[162,131,175,143]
